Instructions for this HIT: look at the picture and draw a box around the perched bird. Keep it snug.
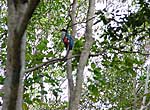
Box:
[61,29,74,58]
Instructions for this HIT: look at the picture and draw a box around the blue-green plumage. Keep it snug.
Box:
[61,29,74,50]
[66,33,74,50]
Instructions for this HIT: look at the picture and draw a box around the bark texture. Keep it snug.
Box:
[140,64,150,110]
[140,42,150,110]
[69,0,95,110]
[2,1,40,110]
[67,0,77,109]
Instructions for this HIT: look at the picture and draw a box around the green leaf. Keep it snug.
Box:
[91,63,96,69]
[88,85,99,97]
[40,90,48,95]
[0,76,5,84]
[22,103,28,110]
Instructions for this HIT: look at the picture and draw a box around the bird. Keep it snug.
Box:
[61,29,74,58]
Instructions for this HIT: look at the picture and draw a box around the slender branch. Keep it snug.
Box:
[126,92,150,110]
[112,47,150,56]
[72,0,95,109]
[25,50,149,73]
[144,101,150,109]
[17,0,40,38]
[25,57,64,73]
[25,54,79,73]
[25,52,105,73]
[119,50,150,56]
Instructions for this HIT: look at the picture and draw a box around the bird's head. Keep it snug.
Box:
[61,29,67,37]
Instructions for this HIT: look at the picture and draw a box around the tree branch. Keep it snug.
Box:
[67,0,77,109]
[3,1,40,110]
[112,47,150,56]
[25,57,64,73]
[25,49,149,73]
[71,0,95,109]
[25,52,104,73]
[17,0,40,38]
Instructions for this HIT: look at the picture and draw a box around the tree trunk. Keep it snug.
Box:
[2,1,40,110]
[2,28,26,110]
[67,0,77,109]
[140,64,150,110]
[69,0,95,110]
[140,42,150,110]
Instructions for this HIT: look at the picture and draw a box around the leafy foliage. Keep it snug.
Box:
[0,0,150,109]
